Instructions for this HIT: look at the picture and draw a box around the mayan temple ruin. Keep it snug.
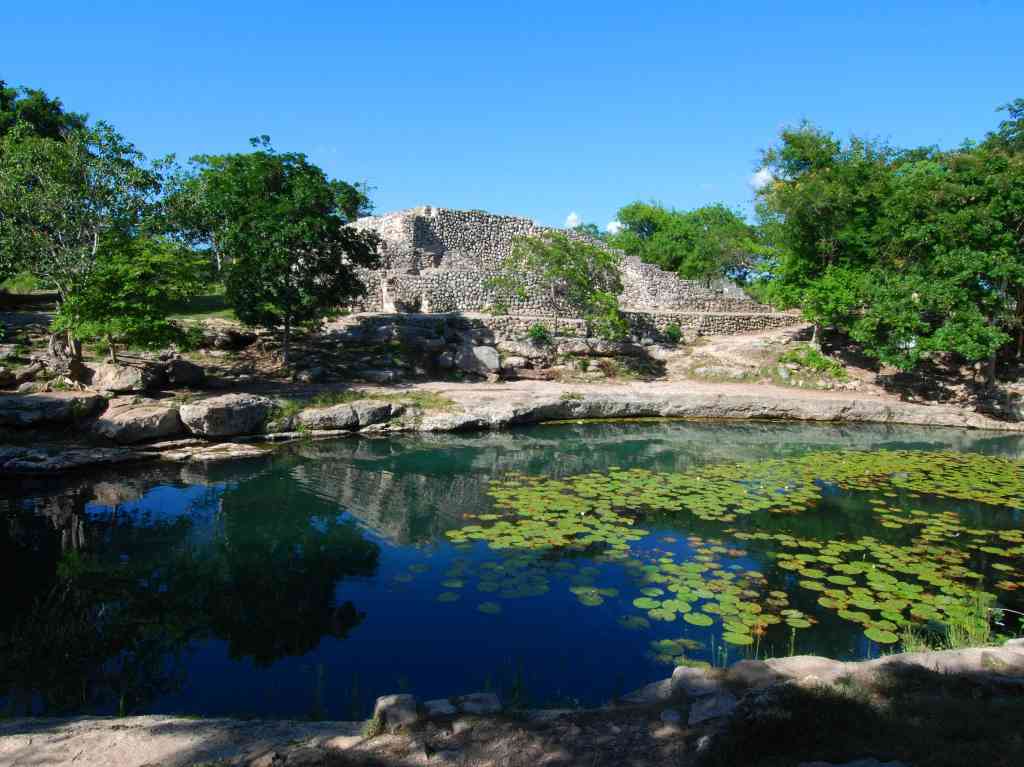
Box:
[349,205,800,337]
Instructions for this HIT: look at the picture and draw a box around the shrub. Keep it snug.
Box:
[778,345,848,380]
[664,323,683,344]
[528,322,552,346]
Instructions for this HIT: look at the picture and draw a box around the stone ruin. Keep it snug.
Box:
[349,205,799,336]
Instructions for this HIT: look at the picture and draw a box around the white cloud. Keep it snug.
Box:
[606,220,623,235]
[564,211,581,228]
[749,168,774,191]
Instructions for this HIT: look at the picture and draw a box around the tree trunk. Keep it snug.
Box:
[984,351,997,388]
[282,316,291,366]
[810,323,822,348]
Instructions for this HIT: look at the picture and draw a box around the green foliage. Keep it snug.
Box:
[0,120,163,315]
[778,345,848,380]
[52,236,206,358]
[755,109,1024,376]
[491,231,626,341]
[664,323,683,344]
[172,138,381,362]
[609,201,756,282]
[329,179,375,223]
[527,322,552,345]
[0,79,87,144]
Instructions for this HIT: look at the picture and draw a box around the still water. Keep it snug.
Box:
[2,421,1023,718]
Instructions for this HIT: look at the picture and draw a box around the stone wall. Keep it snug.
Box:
[348,205,798,333]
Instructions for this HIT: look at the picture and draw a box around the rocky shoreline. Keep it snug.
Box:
[3,381,1024,475]
[3,640,1022,767]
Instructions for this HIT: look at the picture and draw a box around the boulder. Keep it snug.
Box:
[456,692,501,715]
[455,345,500,376]
[496,340,549,361]
[160,442,271,463]
[688,691,738,726]
[165,358,206,388]
[351,399,397,427]
[14,362,43,385]
[17,381,47,394]
[355,368,401,384]
[423,698,457,717]
[0,392,104,427]
[93,400,183,444]
[0,445,141,474]
[500,356,529,370]
[0,366,15,388]
[86,362,164,393]
[437,350,456,369]
[373,694,419,730]
[179,394,273,437]
[297,403,360,431]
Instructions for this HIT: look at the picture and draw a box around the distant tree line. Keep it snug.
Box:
[1,77,1022,381]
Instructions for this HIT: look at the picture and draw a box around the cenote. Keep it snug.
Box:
[3,421,1024,720]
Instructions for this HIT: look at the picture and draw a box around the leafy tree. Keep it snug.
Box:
[572,222,605,240]
[177,139,380,363]
[330,179,375,223]
[0,122,163,354]
[52,236,206,361]
[609,201,756,283]
[0,79,87,143]
[491,230,627,339]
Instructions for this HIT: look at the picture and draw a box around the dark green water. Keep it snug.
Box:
[2,421,1023,719]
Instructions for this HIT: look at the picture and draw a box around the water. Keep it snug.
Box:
[2,421,1023,719]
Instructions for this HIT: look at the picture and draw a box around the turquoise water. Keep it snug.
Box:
[2,422,1023,718]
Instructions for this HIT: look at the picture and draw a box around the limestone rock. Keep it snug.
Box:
[356,368,401,384]
[455,345,500,375]
[500,355,528,370]
[456,692,501,715]
[297,403,359,431]
[160,442,271,462]
[495,340,550,361]
[687,691,738,726]
[621,677,676,705]
[0,392,104,427]
[165,358,206,387]
[423,698,457,717]
[373,693,419,729]
[93,400,183,444]
[672,666,722,699]
[0,366,15,388]
[87,362,164,393]
[17,381,47,394]
[351,399,397,427]
[0,445,142,474]
[179,394,273,437]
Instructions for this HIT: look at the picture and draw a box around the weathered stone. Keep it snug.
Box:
[0,366,14,388]
[17,381,47,393]
[373,693,419,729]
[14,362,43,384]
[621,677,676,705]
[0,445,142,474]
[687,691,738,726]
[165,358,206,387]
[351,400,397,427]
[93,400,183,444]
[500,355,528,370]
[0,392,104,427]
[423,698,457,717]
[437,350,455,369]
[297,403,359,431]
[671,666,723,699]
[659,709,682,725]
[455,345,500,375]
[495,340,550,360]
[87,362,164,393]
[179,394,273,437]
[456,692,501,715]
[356,368,401,384]
[159,442,271,463]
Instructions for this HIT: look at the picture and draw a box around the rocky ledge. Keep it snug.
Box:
[3,640,1021,767]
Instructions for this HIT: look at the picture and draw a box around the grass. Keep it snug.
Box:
[778,344,849,381]
[167,286,236,321]
[0,271,42,294]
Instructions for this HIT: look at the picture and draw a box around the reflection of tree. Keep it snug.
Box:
[0,465,379,714]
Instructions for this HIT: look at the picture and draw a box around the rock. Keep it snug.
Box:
[693,733,716,756]
[672,666,722,699]
[504,367,554,380]
[86,362,164,393]
[1005,637,1024,649]
[165,358,206,387]
[455,345,500,375]
[423,698,457,717]
[351,399,397,427]
[17,381,47,394]
[297,403,359,431]
[14,362,43,384]
[0,366,14,388]
[500,356,528,370]
[495,340,549,361]
[621,677,676,705]
[248,751,284,767]
[295,366,326,384]
[0,445,143,474]
[160,442,271,463]
[0,392,104,427]
[456,692,501,715]
[687,691,738,726]
[93,400,183,444]
[0,344,18,360]
[179,394,273,437]
[356,368,401,384]
[659,709,683,724]
[373,693,419,729]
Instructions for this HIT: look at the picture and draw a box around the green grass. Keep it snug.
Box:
[168,286,236,321]
[778,344,849,381]
[0,271,42,294]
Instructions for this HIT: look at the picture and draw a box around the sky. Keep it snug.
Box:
[5,1,1023,230]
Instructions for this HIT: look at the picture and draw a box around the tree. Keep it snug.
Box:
[609,201,756,283]
[178,139,381,363]
[330,179,375,223]
[52,236,206,362]
[0,122,163,355]
[491,230,627,339]
[0,80,87,143]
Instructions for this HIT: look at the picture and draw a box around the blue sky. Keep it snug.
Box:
[6,1,1023,229]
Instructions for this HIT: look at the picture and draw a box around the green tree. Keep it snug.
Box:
[491,230,627,339]
[609,201,756,283]
[52,236,206,362]
[177,139,380,363]
[0,79,87,143]
[330,179,375,222]
[0,122,164,355]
